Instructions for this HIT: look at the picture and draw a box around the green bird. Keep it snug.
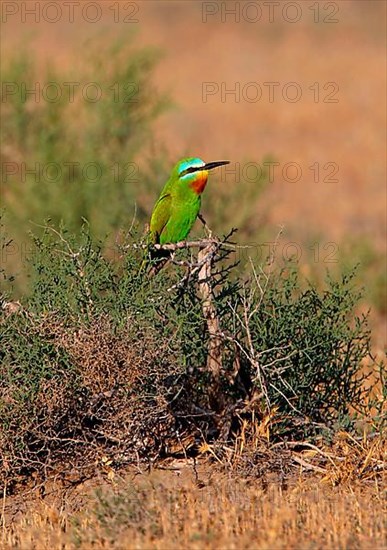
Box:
[149,157,230,247]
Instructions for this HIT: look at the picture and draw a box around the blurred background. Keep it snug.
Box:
[1,0,386,347]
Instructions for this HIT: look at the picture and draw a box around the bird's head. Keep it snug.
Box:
[173,157,230,195]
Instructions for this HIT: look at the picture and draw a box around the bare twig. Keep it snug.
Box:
[154,239,219,251]
[290,454,327,473]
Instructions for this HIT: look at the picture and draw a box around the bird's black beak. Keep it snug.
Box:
[203,160,230,171]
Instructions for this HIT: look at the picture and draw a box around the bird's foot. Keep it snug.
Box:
[198,214,212,238]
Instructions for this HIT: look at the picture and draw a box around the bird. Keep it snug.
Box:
[149,157,230,246]
[144,157,230,273]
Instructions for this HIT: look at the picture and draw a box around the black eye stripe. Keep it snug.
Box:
[180,166,203,177]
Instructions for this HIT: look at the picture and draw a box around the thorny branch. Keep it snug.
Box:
[32,223,94,316]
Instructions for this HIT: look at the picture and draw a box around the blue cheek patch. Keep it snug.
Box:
[180,171,198,183]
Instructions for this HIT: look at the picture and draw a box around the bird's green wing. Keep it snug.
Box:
[149,193,172,244]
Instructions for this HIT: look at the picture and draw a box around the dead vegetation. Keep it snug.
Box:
[0,312,184,492]
[206,417,386,486]
[2,463,386,550]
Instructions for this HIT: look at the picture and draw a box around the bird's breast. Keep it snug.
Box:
[189,171,208,195]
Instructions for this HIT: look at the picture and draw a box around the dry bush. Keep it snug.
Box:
[0,313,184,491]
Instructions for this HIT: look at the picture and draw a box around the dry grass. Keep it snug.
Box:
[2,429,386,550]
[2,463,386,550]
[215,417,387,485]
